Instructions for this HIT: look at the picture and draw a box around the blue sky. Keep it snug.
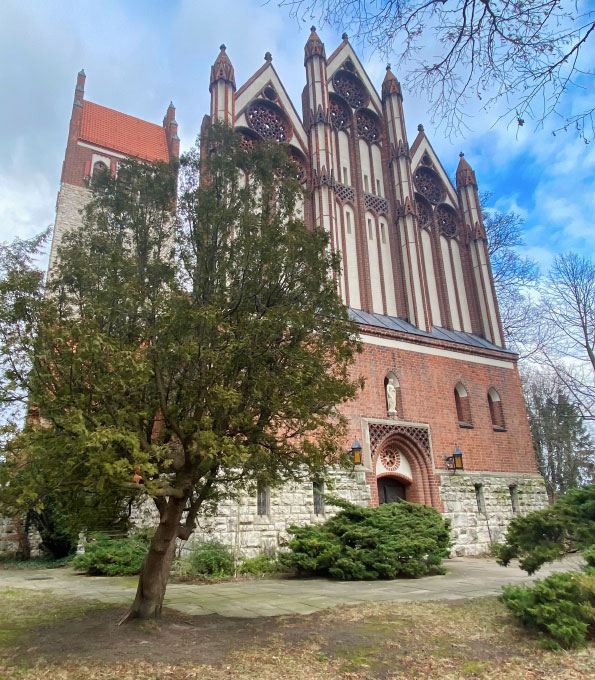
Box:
[1,0,593,273]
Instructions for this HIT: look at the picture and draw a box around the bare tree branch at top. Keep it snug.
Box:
[280,0,595,140]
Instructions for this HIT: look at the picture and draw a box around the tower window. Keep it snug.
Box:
[488,388,506,430]
[364,174,370,193]
[454,382,473,427]
[346,211,352,235]
[367,218,373,240]
[313,480,325,515]
[380,223,386,244]
[376,179,381,196]
[343,166,349,185]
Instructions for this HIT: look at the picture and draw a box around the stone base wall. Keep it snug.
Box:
[181,468,371,558]
[439,472,549,556]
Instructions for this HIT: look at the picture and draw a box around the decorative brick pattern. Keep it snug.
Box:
[364,193,388,215]
[335,182,355,203]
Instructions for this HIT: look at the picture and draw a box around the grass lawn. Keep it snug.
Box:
[0,586,593,679]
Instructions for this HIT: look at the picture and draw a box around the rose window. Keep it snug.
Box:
[240,133,257,150]
[413,167,443,205]
[329,96,351,129]
[333,71,368,109]
[436,205,458,237]
[380,448,401,471]
[288,149,307,184]
[356,110,380,143]
[415,198,432,229]
[247,101,292,142]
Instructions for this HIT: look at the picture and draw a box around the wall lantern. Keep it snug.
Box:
[351,437,363,465]
[445,445,464,472]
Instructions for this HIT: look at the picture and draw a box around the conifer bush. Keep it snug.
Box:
[72,530,151,576]
[500,571,595,649]
[281,498,451,579]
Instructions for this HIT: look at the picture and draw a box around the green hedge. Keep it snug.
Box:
[281,498,451,579]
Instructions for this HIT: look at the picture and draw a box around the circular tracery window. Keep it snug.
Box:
[436,205,458,237]
[288,148,307,184]
[247,101,292,142]
[380,448,401,471]
[329,95,351,129]
[333,71,368,109]
[415,198,432,229]
[413,167,443,205]
[356,109,380,143]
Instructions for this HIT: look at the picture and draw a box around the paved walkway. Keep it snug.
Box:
[0,555,583,618]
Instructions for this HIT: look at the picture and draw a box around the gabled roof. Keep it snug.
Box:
[80,101,170,162]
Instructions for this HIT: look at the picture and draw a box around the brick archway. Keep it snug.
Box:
[369,423,441,510]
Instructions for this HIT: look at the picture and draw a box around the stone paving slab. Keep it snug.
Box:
[0,555,584,618]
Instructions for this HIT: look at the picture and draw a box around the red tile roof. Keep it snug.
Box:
[80,101,170,162]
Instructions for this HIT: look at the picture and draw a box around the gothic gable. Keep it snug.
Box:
[235,61,308,154]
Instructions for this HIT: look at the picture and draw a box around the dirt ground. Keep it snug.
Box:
[1,588,594,679]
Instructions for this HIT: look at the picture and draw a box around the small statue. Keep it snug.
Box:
[386,382,397,414]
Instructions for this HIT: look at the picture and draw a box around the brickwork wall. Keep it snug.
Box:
[342,337,538,476]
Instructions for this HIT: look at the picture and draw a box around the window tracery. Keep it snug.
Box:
[415,197,432,229]
[246,101,292,142]
[333,71,368,109]
[329,95,351,129]
[380,447,401,471]
[356,109,380,143]
[436,204,458,237]
[413,167,443,205]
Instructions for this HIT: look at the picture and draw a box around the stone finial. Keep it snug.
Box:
[382,64,401,99]
[417,124,424,132]
[304,25,326,64]
[78,68,85,76]
[456,152,477,189]
[264,51,272,62]
[210,43,236,92]
[169,101,175,109]
[342,32,348,40]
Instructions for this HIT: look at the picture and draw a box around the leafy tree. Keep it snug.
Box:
[496,484,595,574]
[481,193,538,353]
[523,370,595,502]
[282,1,595,139]
[536,253,595,421]
[0,125,361,620]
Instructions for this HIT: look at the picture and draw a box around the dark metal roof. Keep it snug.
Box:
[348,308,516,355]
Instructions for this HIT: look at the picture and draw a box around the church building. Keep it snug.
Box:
[49,29,548,556]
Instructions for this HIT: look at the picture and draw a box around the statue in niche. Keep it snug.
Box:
[386,382,397,415]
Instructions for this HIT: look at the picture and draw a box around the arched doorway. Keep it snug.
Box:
[378,476,407,504]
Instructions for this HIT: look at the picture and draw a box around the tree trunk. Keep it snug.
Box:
[120,497,186,621]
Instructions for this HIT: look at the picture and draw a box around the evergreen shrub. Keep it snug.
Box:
[500,571,595,649]
[183,540,234,578]
[281,498,451,579]
[238,553,281,575]
[72,530,151,576]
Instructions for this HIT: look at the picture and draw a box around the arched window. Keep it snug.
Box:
[92,160,108,178]
[454,382,472,427]
[488,388,506,430]
[384,371,401,416]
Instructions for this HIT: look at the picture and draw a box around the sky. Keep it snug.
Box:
[1,0,593,275]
